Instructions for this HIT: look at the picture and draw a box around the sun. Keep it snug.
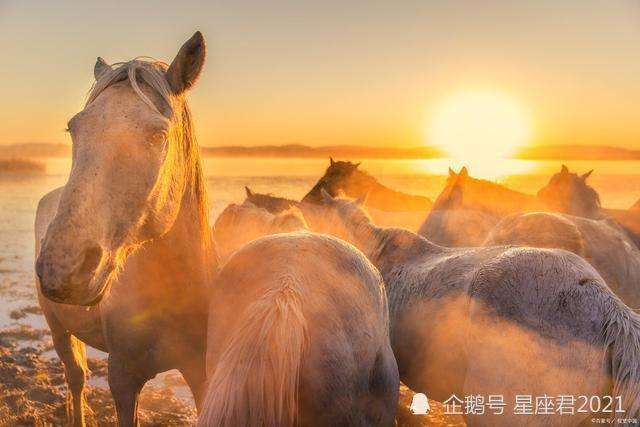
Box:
[427,91,532,160]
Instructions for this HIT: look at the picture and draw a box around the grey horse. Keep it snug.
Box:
[305,191,640,426]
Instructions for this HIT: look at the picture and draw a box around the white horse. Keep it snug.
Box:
[485,212,640,309]
[35,33,214,426]
[213,201,307,262]
[305,190,640,426]
[198,233,399,426]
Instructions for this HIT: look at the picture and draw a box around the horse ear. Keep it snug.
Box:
[581,170,593,181]
[448,167,456,178]
[94,57,111,80]
[561,164,569,174]
[166,31,206,95]
[330,157,335,166]
[244,186,253,197]
[459,167,469,179]
[354,162,361,169]
[320,188,334,203]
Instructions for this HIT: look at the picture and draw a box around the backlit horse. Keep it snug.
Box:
[307,191,640,426]
[35,33,213,426]
[199,233,399,426]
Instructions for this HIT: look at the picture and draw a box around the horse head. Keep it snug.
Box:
[302,158,363,203]
[537,165,600,218]
[36,32,208,305]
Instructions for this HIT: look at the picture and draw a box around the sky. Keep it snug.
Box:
[1,0,640,149]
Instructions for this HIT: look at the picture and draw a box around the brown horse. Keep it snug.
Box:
[199,233,399,426]
[303,158,432,212]
[34,33,214,426]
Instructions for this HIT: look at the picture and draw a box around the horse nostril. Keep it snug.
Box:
[70,245,103,285]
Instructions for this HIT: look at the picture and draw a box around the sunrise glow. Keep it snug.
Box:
[427,91,532,161]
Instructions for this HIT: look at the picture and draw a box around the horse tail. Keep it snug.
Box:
[602,299,640,422]
[198,275,308,427]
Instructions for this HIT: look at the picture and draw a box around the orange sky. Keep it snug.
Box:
[1,1,640,148]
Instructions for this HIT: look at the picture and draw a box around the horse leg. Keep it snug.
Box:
[48,316,90,427]
[107,356,149,427]
[179,358,206,412]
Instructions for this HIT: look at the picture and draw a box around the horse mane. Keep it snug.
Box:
[245,190,300,214]
[350,167,379,186]
[86,59,213,260]
[331,162,392,194]
[462,176,529,199]
[601,296,640,418]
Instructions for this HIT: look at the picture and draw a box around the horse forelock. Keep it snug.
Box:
[87,59,173,115]
[86,59,213,260]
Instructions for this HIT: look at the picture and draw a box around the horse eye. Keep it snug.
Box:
[149,130,168,146]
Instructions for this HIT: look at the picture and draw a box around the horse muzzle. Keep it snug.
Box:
[36,244,108,306]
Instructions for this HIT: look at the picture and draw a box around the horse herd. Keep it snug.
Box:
[32,33,640,426]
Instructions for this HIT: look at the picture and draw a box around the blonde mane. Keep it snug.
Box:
[87,59,213,259]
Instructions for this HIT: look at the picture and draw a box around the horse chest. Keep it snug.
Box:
[99,268,208,356]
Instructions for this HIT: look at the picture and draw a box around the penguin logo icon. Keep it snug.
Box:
[410,393,430,415]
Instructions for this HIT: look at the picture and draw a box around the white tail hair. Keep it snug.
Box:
[198,275,308,427]
[602,297,640,424]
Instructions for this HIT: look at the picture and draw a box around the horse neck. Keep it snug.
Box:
[352,220,442,273]
[301,181,324,203]
[128,178,212,295]
[477,185,540,216]
[351,172,383,195]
